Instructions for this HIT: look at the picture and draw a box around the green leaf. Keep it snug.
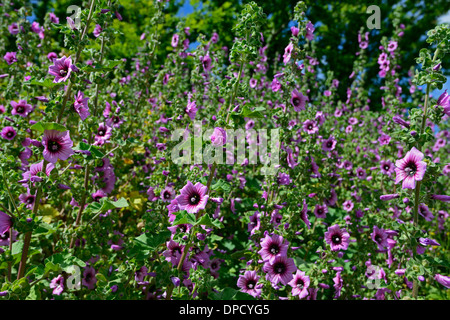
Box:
[172,211,197,226]
[30,122,67,133]
[26,78,62,89]
[134,230,171,250]
[73,142,105,159]
[211,179,231,192]
[87,197,129,214]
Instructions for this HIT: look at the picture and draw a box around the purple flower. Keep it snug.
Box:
[380,194,400,201]
[380,160,394,176]
[237,270,262,298]
[314,204,328,219]
[430,194,450,202]
[4,52,17,65]
[49,12,59,24]
[49,275,65,295]
[305,21,315,41]
[202,54,212,72]
[395,147,427,189]
[371,226,388,250]
[435,274,450,289]
[93,24,102,37]
[277,172,291,185]
[356,167,367,180]
[1,126,16,140]
[263,255,296,286]
[342,199,354,212]
[419,237,440,247]
[300,199,310,229]
[283,43,294,64]
[0,211,12,236]
[22,161,55,184]
[322,136,337,152]
[8,23,20,35]
[290,89,307,111]
[160,186,175,202]
[378,133,391,145]
[82,266,97,289]
[288,270,310,299]
[42,130,74,163]
[171,34,179,47]
[418,203,434,221]
[436,90,450,116]
[74,91,90,121]
[291,26,299,36]
[94,123,112,146]
[387,40,398,52]
[48,56,74,83]
[210,127,226,147]
[303,119,318,134]
[185,95,197,120]
[325,225,350,251]
[175,181,209,214]
[392,115,410,128]
[258,233,289,264]
[10,100,32,117]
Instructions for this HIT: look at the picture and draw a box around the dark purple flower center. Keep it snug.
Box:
[163,191,171,199]
[6,131,14,138]
[332,234,342,244]
[274,262,286,274]
[98,128,106,136]
[26,196,35,204]
[16,106,25,113]
[48,139,61,152]
[317,208,323,215]
[60,68,67,76]
[246,280,256,289]
[404,162,417,176]
[296,279,305,289]
[269,243,280,255]
[113,116,120,124]
[292,97,301,106]
[327,141,333,148]
[375,235,382,243]
[189,193,201,205]
[0,231,9,240]
[384,165,390,171]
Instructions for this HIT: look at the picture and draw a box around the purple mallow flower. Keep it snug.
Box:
[49,275,65,295]
[263,255,296,286]
[74,91,90,121]
[210,127,226,147]
[288,270,310,299]
[175,181,209,214]
[1,126,17,140]
[395,147,427,189]
[11,100,32,117]
[290,89,307,111]
[4,52,17,65]
[258,233,289,264]
[0,211,13,236]
[42,130,74,163]
[371,226,388,250]
[237,270,262,298]
[48,56,74,83]
[325,225,350,251]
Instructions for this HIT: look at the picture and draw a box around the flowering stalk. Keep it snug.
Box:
[17,0,98,279]
[411,47,440,299]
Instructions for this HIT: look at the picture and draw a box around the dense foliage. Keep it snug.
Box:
[0,0,449,300]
